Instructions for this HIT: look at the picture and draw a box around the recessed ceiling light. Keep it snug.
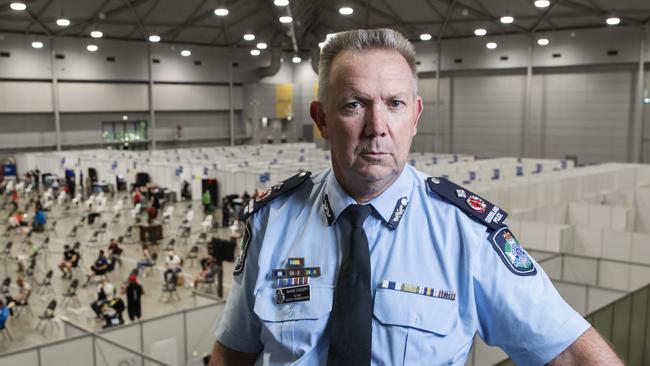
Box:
[90,30,103,38]
[537,38,549,46]
[534,0,550,8]
[250,49,261,56]
[318,42,325,48]
[10,2,26,11]
[274,0,289,6]
[292,56,301,63]
[279,16,293,23]
[419,33,432,41]
[500,16,514,24]
[214,8,229,16]
[606,17,620,25]
[86,44,98,52]
[339,7,353,15]
[486,42,497,49]
[644,97,650,104]
[243,33,255,41]
[31,41,44,49]
[56,18,71,27]
[181,49,191,57]
[256,42,267,49]
[148,34,160,42]
[474,28,487,36]
[122,115,129,121]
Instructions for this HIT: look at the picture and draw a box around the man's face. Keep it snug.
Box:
[311,49,423,187]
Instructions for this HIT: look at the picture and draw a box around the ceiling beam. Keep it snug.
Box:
[425,0,460,37]
[160,0,239,40]
[438,0,457,41]
[125,0,162,39]
[122,0,148,40]
[25,8,53,36]
[559,0,642,25]
[170,0,209,43]
[54,0,156,36]
[23,0,55,33]
[529,0,563,33]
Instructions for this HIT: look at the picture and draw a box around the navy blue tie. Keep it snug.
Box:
[327,204,373,365]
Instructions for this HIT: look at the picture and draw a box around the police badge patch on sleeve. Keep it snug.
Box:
[233,221,252,276]
[488,227,537,276]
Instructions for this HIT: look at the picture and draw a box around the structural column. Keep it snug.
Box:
[49,37,61,151]
[631,28,646,163]
[228,50,235,146]
[434,41,441,154]
[147,44,157,150]
[522,35,533,159]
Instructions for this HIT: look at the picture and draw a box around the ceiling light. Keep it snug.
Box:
[500,16,514,24]
[419,33,432,41]
[86,44,98,52]
[122,115,129,121]
[148,34,160,42]
[537,38,549,46]
[243,33,255,41]
[256,42,267,49]
[90,30,103,38]
[292,56,301,63]
[279,16,293,23]
[250,49,261,56]
[339,7,353,15]
[56,18,71,27]
[534,0,550,8]
[474,28,487,36]
[10,2,26,11]
[274,0,289,6]
[606,17,620,25]
[318,42,325,48]
[486,42,497,49]
[31,41,44,49]
[214,8,229,16]
[644,97,650,104]
[181,49,191,57]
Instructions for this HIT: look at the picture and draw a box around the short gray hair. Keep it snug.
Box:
[317,28,418,104]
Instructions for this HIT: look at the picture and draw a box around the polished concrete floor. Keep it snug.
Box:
[0,189,238,354]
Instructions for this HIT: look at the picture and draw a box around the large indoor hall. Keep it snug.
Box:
[1,0,650,365]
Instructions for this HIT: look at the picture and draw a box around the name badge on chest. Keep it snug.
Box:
[276,284,311,304]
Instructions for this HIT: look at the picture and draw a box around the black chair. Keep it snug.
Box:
[13,289,33,318]
[61,279,81,308]
[49,220,57,233]
[68,225,78,238]
[98,222,108,237]
[36,270,55,296]
[143,252,159,277]
[196,232,208,245]
[165,238,176,252]
[159,278,180,303]
[124,226,134,244]
[187,245,199,267]
[112,212,121,223]
[88,231,100,247]
[196,273,217,293]
[36,300,58,334]
[1,241,12,261]
[1,277,11,298]
[41,237,50,252]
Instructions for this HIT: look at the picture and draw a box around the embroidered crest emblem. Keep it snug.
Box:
[489,227,536,276]
[466,195,487,213]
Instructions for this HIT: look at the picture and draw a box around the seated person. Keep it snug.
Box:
[58,244,80,279]
[32,207,46,232]
[90,278,114,319]
[87,203,101,225]
[0,300,10,330]
[192,257,218,289]
[5,277,31,315]
[83,250,110,287]
[163,250,182,285]
[8,211,28,229]
[101,297,126,328]
[136,245,154,275]
[107,238,123,268]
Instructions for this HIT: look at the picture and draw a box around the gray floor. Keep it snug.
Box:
[0,190,237,354]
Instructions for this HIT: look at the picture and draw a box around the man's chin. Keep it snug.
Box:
[352,164,397,183]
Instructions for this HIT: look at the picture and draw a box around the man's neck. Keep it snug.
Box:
[332,167,403,204]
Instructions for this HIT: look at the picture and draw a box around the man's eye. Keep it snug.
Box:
[344,101,361,110]
[389,100,404,108]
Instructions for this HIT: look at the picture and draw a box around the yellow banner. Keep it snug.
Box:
[275,83,293,119]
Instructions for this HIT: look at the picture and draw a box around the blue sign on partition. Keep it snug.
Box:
[492,168,500,180]
[259,172,270,184]
[453,154,458,162]
[133,161,137,169]
[204,167,208,176]
[561,160,567,169]
[60,158,66,167]
[3,164,16,177]
[111,161,117,170]
[432,157,438,164]
[533,163,542,174]
[469,171,476,181]
[516,166,524,176]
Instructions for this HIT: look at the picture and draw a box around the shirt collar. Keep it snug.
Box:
[322,165,415,230]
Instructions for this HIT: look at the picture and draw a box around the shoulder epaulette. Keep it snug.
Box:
[426,176,507,231]
[240,171,312,221]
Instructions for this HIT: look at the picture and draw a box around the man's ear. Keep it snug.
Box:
[310,101,329,140]
[412,96,424,136]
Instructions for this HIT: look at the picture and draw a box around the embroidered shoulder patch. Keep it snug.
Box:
[488,227,537,276]
[233,220,252,276]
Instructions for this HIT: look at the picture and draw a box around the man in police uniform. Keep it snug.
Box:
[209,29,621,366]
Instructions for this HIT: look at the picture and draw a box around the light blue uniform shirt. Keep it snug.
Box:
[215,164,590,365]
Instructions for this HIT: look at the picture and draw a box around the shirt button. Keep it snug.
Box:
[287,306,294,315]
[414,315,421,324]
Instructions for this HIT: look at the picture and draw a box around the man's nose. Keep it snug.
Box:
[364,104,388,137]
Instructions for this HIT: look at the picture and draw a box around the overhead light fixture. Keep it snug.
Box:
[256,42,267,49]
[500,16,514,24]
[181,49,191,57]
[318,42,325,48]
[474,28,487,36]
[31,41,44,49]
[486,42,497,49]
[606,17,620,25]
[250,49,261,56]
[148,34,160,42]
[537,38,549,46]
[86,44,98,52]
[10,2,27,11]
[274,0,289,6]
[90,30,103,38]
[56,18,71,27]
[534,0,550,8]
[644,97,650,104]
[122,115,129,121]
[243,33,255,41]
[292,56,301,63]
[339,7,353,15]
[279,16,293,23]
[419,33,432,41]
[214,8,229,16]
